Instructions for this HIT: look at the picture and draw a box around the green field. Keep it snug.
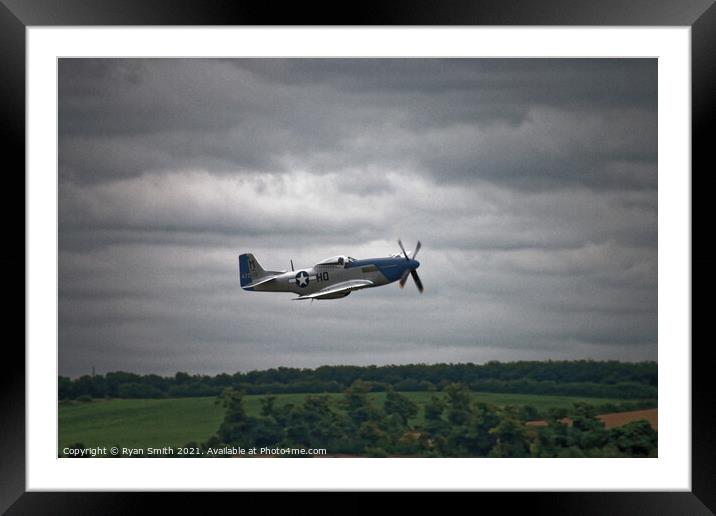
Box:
[58,392,654,454]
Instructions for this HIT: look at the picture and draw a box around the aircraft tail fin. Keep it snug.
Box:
[239,253,282,290]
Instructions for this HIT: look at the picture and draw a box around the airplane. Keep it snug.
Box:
[238,240,423,300]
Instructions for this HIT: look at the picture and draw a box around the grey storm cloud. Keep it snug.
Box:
[58,58,657,377]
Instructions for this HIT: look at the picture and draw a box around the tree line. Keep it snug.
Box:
[184,381,657,458]
[59,360,657,401]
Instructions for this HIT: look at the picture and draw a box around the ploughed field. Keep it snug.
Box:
[599,408,657,429]
[58,392,656,453]
[527,408,658,430]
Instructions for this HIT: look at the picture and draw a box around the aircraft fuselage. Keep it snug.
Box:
[243,257,420,296]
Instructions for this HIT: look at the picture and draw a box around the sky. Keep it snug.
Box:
[58,58,658,377]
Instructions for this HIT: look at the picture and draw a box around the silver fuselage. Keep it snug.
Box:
[249,257,420,296]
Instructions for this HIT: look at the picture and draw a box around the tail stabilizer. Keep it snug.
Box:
[238,253,282,290]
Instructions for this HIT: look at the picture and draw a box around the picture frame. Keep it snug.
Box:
[4,0,711,510]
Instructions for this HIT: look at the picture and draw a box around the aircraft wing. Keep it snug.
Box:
[293,280,374,300]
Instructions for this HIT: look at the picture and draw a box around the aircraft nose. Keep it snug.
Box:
[411,259,420,269]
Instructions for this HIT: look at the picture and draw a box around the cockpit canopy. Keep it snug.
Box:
[316,255,356,267]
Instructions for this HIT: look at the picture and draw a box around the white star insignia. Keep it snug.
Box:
[296,272,309,287]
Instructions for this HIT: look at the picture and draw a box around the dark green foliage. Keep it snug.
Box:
[58,360,658,458]
[213,389,281,449]
[488,407,530,457]
[344,380,380,425]
[59,376,75,400]
[205,383,423,456]
[570,403,609,450]
[216,390,256,445]
[260,395,277,417]
[117,383,165,399]
[365,447,390,458]
[200,382,658,458]
[424,394,446,422]
[532,404,657,458]
[519,404,541,421]
[610,420,658,457]
[383,389,419,425]
[534,419,572,457]
[58,360,657,400]
[426,385,509,457]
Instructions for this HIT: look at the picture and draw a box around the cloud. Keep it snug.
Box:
[59,59,656,190]
[58,58,657,376]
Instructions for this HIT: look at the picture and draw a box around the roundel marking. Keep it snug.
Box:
[295,271,310,288]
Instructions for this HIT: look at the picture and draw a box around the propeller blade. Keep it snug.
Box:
[397,239,410,260]
[399,269,410,288]
[412,241,422,260]
[410,269,424,293]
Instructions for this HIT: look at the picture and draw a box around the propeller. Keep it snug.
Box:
[410,269,424,293]
[397,239,424,293]
[399,269,410,288]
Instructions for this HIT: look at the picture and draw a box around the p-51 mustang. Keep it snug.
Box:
[239,240,423,300]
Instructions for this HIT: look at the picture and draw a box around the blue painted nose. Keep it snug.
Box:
[411,259,420,269]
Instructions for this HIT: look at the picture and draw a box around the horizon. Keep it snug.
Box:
[59,357,658,380]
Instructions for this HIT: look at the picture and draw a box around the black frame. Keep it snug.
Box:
[3,0,712,511]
